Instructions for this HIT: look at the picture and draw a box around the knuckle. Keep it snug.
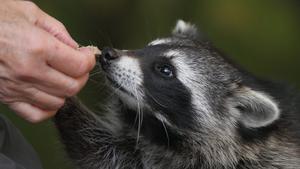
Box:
[25,87,39,100]
[14,64,35,80]
[22,1,39,12]
[22,1,36,8]
[66,81,81,97]
[0,89,11,102]
[57,21,67,31]
[27,37,45,55]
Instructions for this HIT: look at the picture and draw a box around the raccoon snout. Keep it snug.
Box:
[100,47,119,69]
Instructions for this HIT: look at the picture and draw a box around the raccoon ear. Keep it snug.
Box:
[231,87,280,128]
[172,20,199,39]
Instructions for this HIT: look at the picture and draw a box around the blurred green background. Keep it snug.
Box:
[1,0,299,168]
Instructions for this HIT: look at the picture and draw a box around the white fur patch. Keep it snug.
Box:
[148,38,172,46]
[172,19,198,37]
[163,50,184,58]
[115,56,143,86]
[171,56,212,122]
[109,55,144,108]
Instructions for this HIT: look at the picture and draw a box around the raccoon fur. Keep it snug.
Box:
[54,20,300,169]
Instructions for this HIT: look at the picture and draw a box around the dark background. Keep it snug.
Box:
[0,0,299,168]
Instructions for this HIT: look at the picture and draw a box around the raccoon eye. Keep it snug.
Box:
[154,63,174,78]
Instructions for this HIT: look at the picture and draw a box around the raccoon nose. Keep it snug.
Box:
[102,47,118,61]
[99,47,119,70]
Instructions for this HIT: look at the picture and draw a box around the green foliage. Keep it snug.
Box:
[1,0,299,168]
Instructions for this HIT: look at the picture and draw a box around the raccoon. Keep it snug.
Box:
[54,20,300,169]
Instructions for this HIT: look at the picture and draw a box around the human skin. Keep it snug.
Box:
[0,0,96,123]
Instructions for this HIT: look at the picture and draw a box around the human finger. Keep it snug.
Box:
[32,68,89,97]
[24,27,95,78]
[20,87,65,111]
[9,102,57,123]
[45,36,96,78]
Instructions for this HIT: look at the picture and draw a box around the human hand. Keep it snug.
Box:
[0,0,96,123]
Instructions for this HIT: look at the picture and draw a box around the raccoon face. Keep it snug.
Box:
[99,20,280,147]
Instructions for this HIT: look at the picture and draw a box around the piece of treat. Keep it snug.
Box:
[78,46,101,58]
[85,46,101,57]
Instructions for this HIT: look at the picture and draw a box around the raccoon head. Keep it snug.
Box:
[99,20,280,150]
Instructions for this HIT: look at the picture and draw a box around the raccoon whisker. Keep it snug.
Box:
[88,75,105,85]
[131,88,143,128]
[90,71,104,77]
[88,78,103,84]
[104,80,125,101]
[135,89,141,145]
[158,115,170,148]
[92,84,112,97]
[134,86,143,147]
[144,88,168,108]
[84,79,109,97]
[132,109,139,129]
[132,103,140,130]
[132,102,142,132]
[91,65,102,72]
[108,86,123,99]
